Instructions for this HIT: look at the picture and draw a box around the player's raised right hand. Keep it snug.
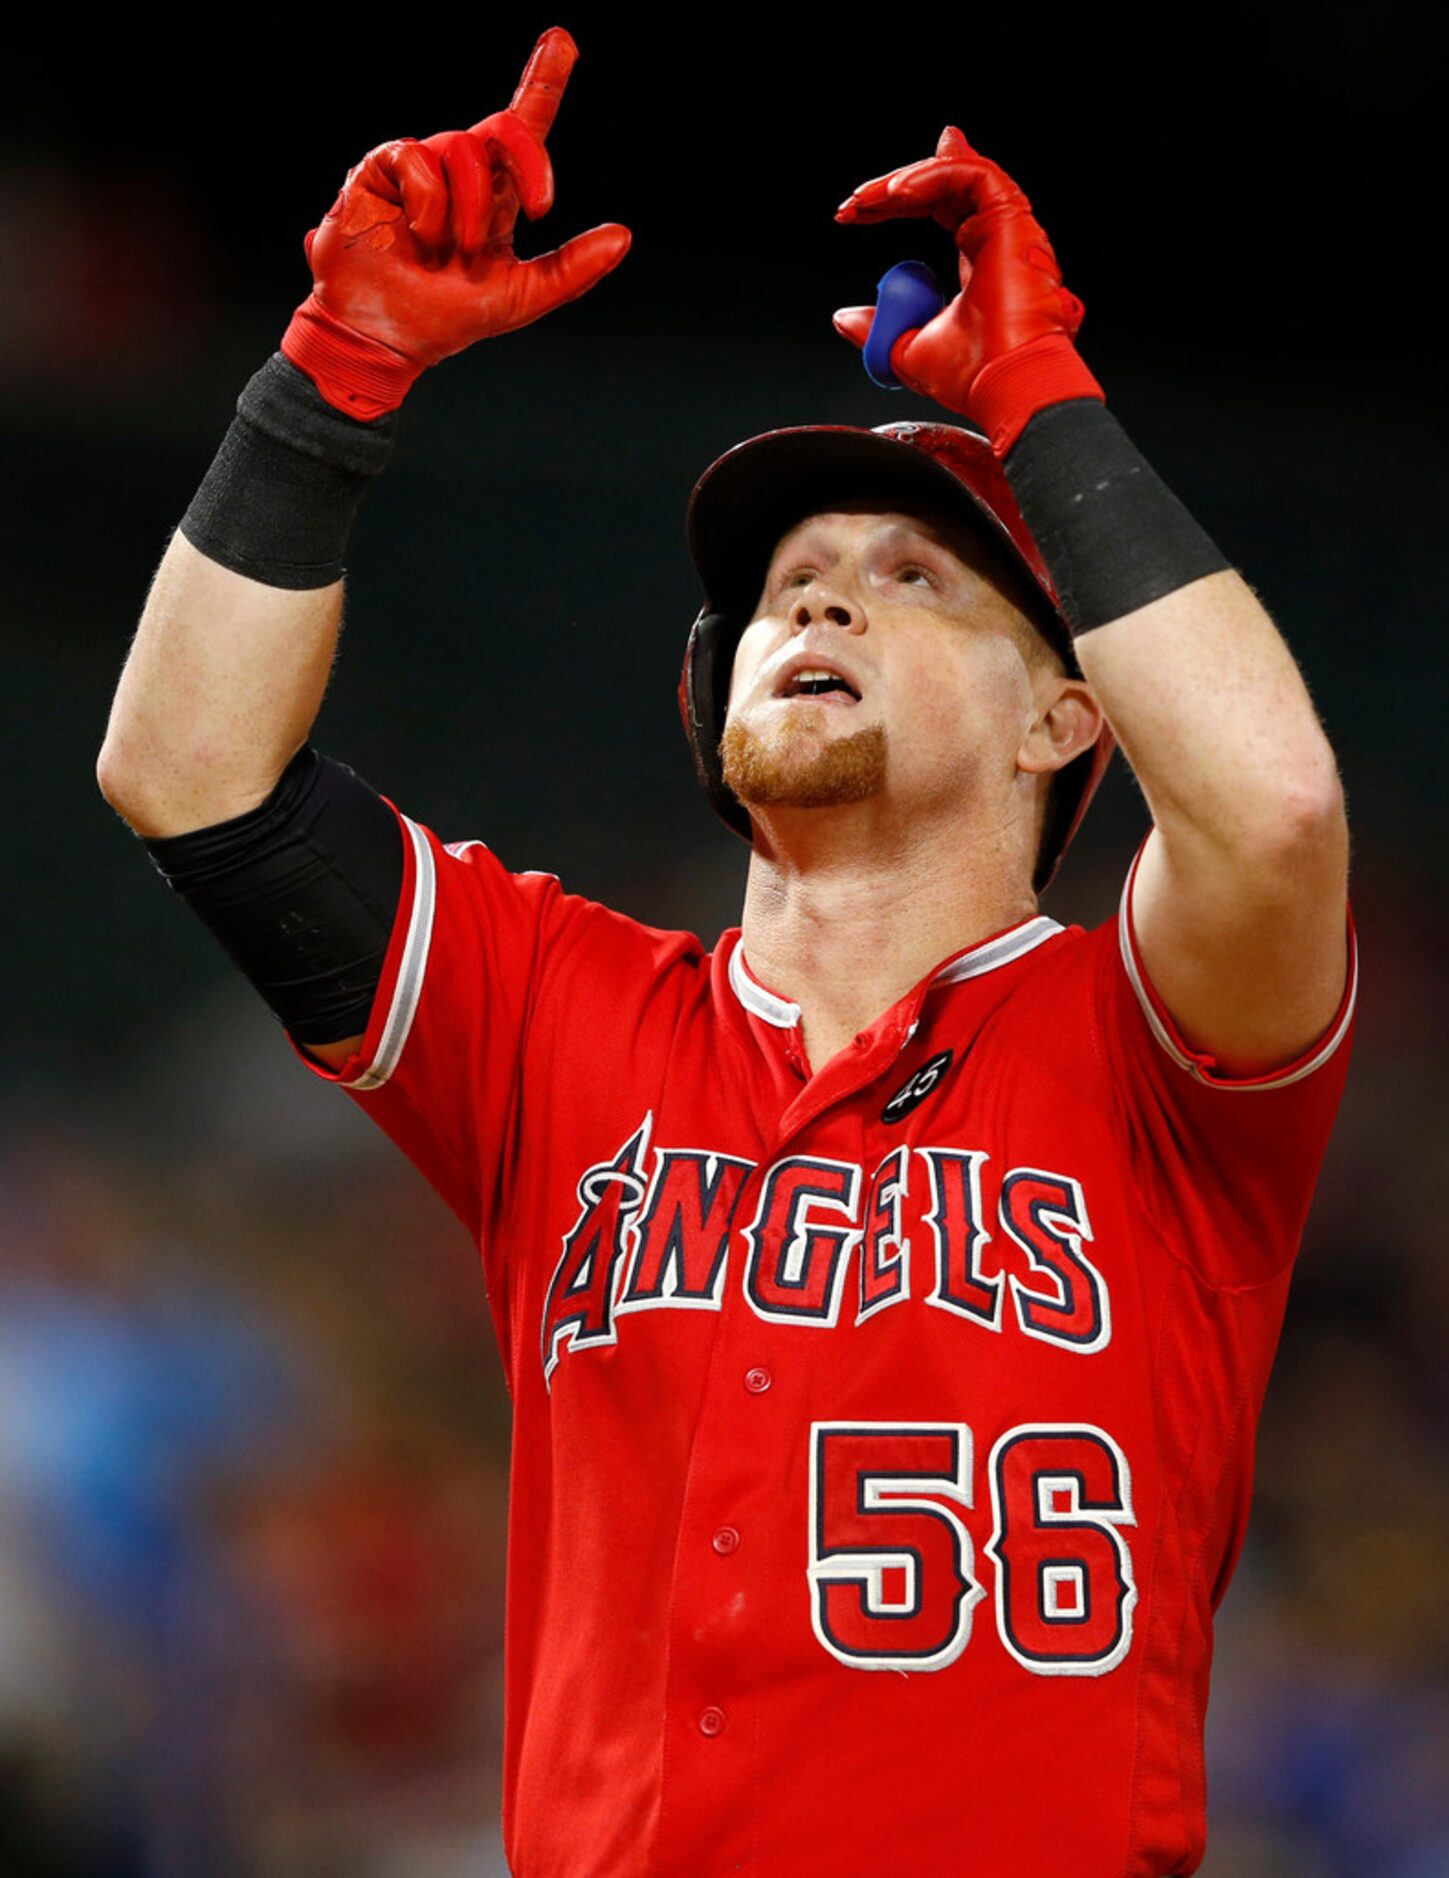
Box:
[281,26,632,419]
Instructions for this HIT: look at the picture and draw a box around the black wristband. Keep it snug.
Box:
[1003,400,1230,635]
[178,354,398,591]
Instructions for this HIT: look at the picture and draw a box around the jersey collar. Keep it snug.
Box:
[929,915,1065,988]
[728,939,802,1028]
[726,914,1065,1031]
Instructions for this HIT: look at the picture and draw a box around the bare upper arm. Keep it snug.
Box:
[1129,805,1351,1078]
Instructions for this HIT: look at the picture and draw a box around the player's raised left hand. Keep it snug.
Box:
[832,127,1103,455]
[282,26,632,419]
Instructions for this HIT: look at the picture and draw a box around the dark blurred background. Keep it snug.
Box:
[2,8,1443,1873]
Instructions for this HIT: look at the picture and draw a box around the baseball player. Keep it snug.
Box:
[98,26,1357,1876]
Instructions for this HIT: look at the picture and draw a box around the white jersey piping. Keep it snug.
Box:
[931,916,1065,986]
[728,939,802,1029]
[727,915,1064,1030]
[1117,856,1358,1090]
[343,813,436,1091]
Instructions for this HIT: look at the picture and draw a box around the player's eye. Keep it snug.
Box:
[894,564,935,586]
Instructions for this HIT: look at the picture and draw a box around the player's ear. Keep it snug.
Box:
[1016,678,1101,778]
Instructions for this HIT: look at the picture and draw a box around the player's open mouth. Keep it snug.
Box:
[774,660,862,703]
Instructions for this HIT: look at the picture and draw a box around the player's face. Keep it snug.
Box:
[721,503,1064,821]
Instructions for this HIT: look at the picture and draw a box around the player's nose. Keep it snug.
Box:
[789,578,865,634]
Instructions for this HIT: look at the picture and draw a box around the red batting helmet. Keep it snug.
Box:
[679,418,1114,893]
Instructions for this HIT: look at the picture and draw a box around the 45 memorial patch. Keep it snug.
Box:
[541,1112,1111,1384]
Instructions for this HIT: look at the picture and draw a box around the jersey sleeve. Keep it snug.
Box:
[285,798,697,1320]
[1094,835,1359,1289]
[285,804,552,1239]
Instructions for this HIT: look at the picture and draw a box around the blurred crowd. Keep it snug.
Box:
[0,1080,512,1877]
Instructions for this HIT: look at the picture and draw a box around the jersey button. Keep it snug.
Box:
[698,1705,727,1737]
[712,1525,741,1555]
[744,1367,772,1394]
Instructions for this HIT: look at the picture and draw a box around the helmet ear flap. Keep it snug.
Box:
[679,609,752,842]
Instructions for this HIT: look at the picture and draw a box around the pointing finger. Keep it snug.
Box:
[481,24,578,146]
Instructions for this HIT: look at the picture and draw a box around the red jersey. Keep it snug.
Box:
[295,809,1357,1877]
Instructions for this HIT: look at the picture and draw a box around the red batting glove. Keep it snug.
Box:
[833,127,1102,455]
[281,26,632,419]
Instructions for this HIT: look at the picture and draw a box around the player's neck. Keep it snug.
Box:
[737,807,1038,1075]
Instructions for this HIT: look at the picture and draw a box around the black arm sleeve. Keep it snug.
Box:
[141,747,405,1046]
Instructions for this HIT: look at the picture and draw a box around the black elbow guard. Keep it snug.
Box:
[142,747,404,1046]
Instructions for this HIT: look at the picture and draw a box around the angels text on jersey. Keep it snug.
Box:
[540,1112,1135,1681]
[541,1110,1110,1385]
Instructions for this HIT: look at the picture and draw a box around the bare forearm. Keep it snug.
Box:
[1003,401,1343,871]
[99,346,394,835]
[1077,567,1351,1074]
[98,531,343,837]
[1073,567,1345,859]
